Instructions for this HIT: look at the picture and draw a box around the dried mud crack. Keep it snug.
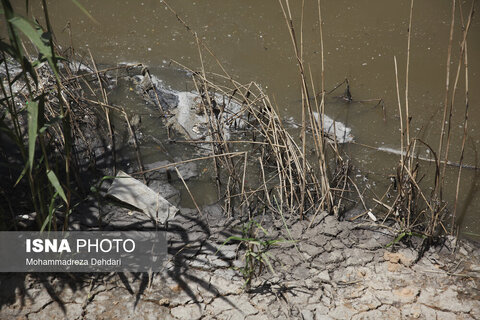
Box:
[1,207,479,319]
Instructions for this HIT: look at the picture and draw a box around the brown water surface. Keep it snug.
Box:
[18,0,480,237]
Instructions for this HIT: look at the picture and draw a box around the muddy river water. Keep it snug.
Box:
[21,0,480,237]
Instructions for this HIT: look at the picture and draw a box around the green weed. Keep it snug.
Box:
[217,219,291,290]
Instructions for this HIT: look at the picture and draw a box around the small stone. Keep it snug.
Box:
[395,287,415,299]
[396,248,415,266]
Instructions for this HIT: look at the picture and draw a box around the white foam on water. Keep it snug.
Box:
[377,146,405,156]
[313,112,354,143]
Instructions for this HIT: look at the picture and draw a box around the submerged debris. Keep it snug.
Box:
[172,91,244,141]
[131,72,245,141]
[107,171,178,224]
[313,112,354,143]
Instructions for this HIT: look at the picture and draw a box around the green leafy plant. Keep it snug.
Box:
[0,0,72,231]
[217,219,290,290]
[386,231,427,248]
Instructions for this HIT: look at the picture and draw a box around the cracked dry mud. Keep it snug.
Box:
[1,205,479,320]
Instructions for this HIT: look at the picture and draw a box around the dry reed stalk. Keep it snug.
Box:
[241,152,251,219]
[440,1,474,180]
[162,0,346,223]
[405,0,414,148]
[174,167,202,217]
[317,0,326,114]
[316,0,336,211]
[236,81,318,214]
[259,156,273,209]
[401,164,434,215]
[122,109,146,183]
[406,140,418,228]
[61,64,142,82]
[135,151,245,175]
[88,50,116,175]
[142,68,166,117]
[348,176,368,214]
[452,1,474,232]
[309,67,344,162]
[172,139,286,148]
[437,0,456,197]
[300,12,307,219]
[373,197,393,212]
[77,98,124,112]
[41,0,74,226]
[394,56,405,167]
[191,75,222,198]
[280,0,337,215]
[162,0,234,81]
[333,162,349,218]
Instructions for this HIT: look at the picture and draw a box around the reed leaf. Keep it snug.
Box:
[40,191,58,232]
[0,1,38,85]
[47,170,67,204]
[8,13,55,71]
[70,0,99,25]
[14,163,28,187]
[26,99,38,171]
